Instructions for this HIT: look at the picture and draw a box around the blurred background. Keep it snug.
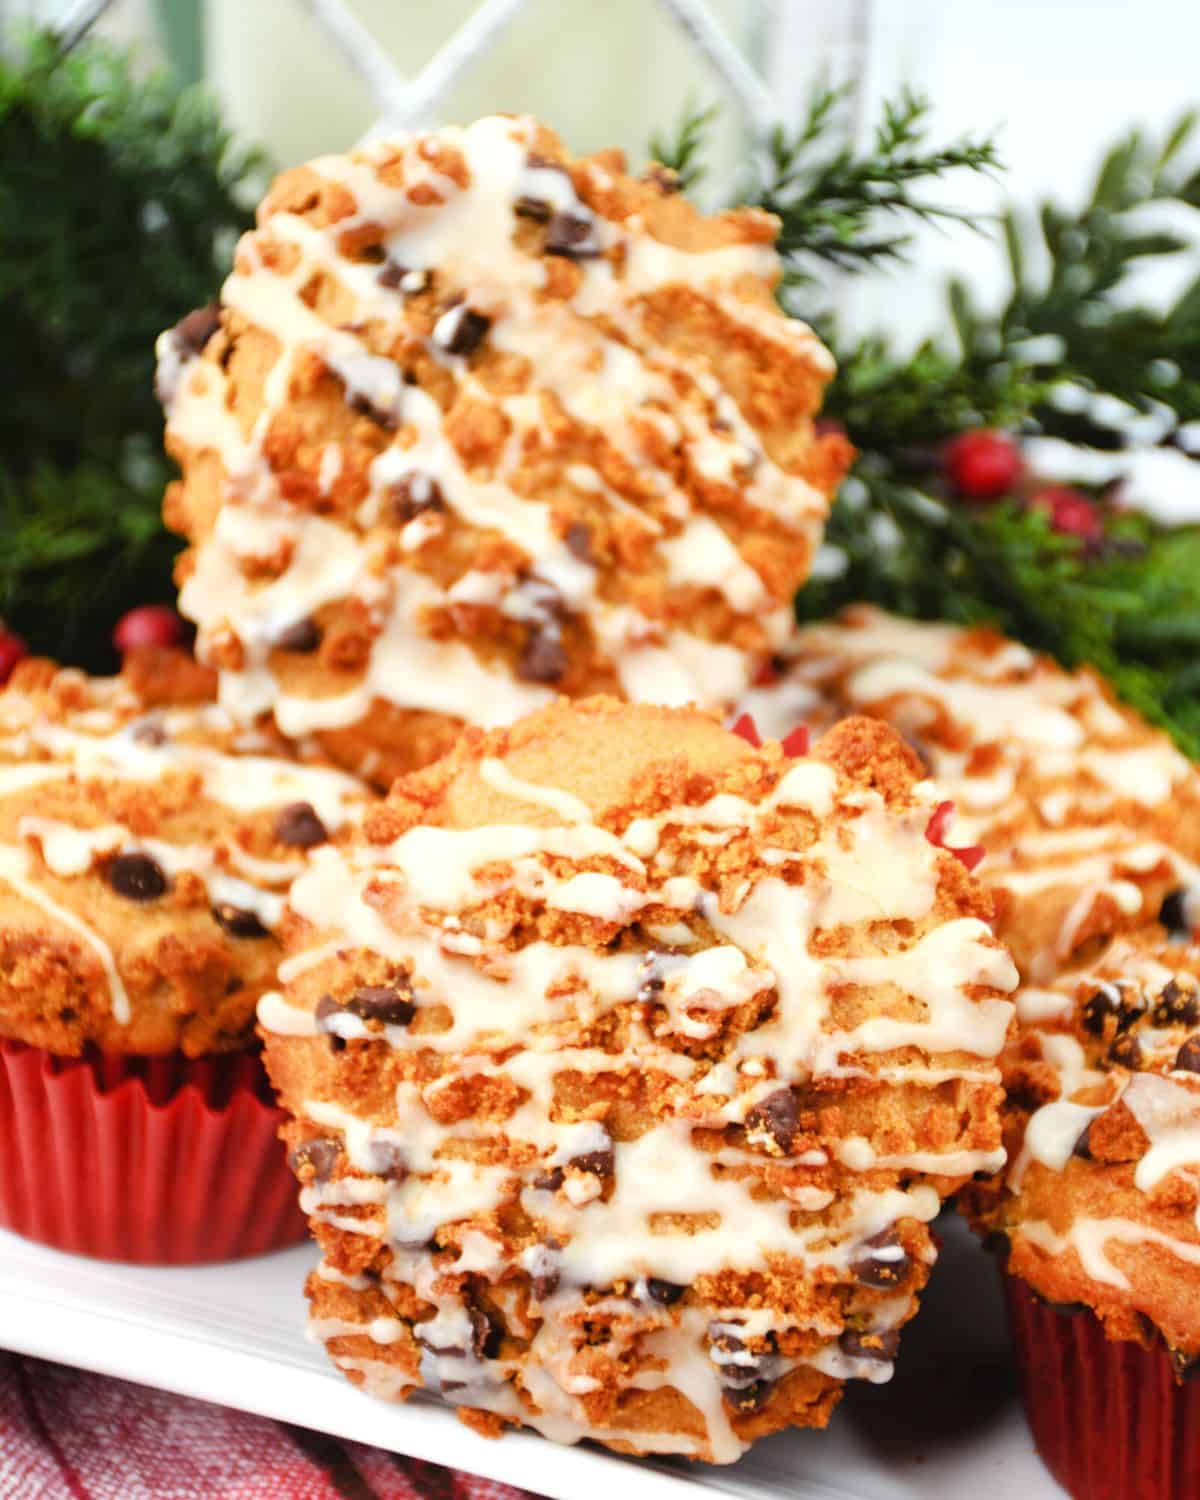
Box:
[5,0,1198,340]
[2,0,1199,754]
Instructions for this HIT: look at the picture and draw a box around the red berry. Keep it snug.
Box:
[730,713,762,748]
[1030,486,1103,543]
[781,724,810,757]
[943,429,1022,502]
[925,800,986,872]
[0,630,28,685]
[113,604,185,655]
[925,800,956,848]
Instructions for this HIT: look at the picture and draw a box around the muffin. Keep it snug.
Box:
[159,114,851,787]
[260,697,1017,1461]
[962,933,1200,1500]
[744,606,1200,980]
[0,647,370,1261]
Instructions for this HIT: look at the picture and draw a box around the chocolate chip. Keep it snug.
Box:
[709,1325,778,1410]
[274,617,322,653]
[1155,978,1200,1028]
[288,1136,339,1182]
[469,1305,504,1360]
[535,1145,613,1193]
[745,1088,799,1155]
[637,960,665,1003]
[564,522,594,563]
[433,301,491,356]
[529,1242,562,1300]
[1175,1037,1200,1073]
[1108,1032,1143,1070]
[389,473,445,522]
[347,981,416,1026]
[1082,984,1122,1035]
[646,1279,685,1306]
[570,1147,615,1180]
[851,1228,912,1289]
[839,1327,901,1363]
[517,628,568,684]
[533,1267,560,1299]
[724,1378,775,1414]
[173,304,221,357]
[347,389,400,430]
[1160,888,1194,937]
[378,260,429,294]
[212,903,269,939]
[544,210,602,259]
[367,1140,408,1181]
[107,852,168,902]
[1072,1119,1097,1160]
[314,996,346,1053]
[514,194,553,222]
[274,802,328,849]
[416,1329,467,1358]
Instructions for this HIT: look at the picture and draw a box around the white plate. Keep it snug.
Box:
[0,1215,1063,1500]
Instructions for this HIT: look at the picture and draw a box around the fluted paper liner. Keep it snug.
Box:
[0,1039,305,1263]
[1004,1273,1200,1500]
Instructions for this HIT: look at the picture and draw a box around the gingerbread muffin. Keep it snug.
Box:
[0,647,370,1262]
[745,606,1200,981]
[260,697,1016,1461]
[159,114,851,787]
[961,933,1200,1500]
[0,648,367,1057]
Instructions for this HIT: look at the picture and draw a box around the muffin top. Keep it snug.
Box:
[159,114,849,784]
[963,932,1200,1370]
[261,697,1016,1460]
[0,648,368,1056]
[748,606,1200,980]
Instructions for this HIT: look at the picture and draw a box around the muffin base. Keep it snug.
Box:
[1003,1273,1200,1500]
[0,1039,305,1263]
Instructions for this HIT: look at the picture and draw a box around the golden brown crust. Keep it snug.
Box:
[263,697,1016,1460]
[755,606,1200,980]
[0,651,370,1056]
[963,933,1200,1370]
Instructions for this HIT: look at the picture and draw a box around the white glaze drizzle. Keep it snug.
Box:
[763,607,1200,980]
[164,116,835,742]
[264,734,1016,1457]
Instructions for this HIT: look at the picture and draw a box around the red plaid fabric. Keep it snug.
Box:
[0,1353,540,1500]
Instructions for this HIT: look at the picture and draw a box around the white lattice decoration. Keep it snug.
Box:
[61,0,784,139]
[301,0,781,137]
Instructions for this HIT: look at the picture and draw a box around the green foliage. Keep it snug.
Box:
[652,83,1001,283]
[757,85,1002,286]
[0,26,261,667]
[754,101,1200,758]
[796,482,1200,759]
[648,102,718,193]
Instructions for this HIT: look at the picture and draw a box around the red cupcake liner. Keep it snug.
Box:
[1004,1272,1200,1500]
[0,1038,306,1264]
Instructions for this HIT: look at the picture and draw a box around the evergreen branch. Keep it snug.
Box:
[753,84,1002,284]
[0,27,261,668]
[648,102,719,192]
